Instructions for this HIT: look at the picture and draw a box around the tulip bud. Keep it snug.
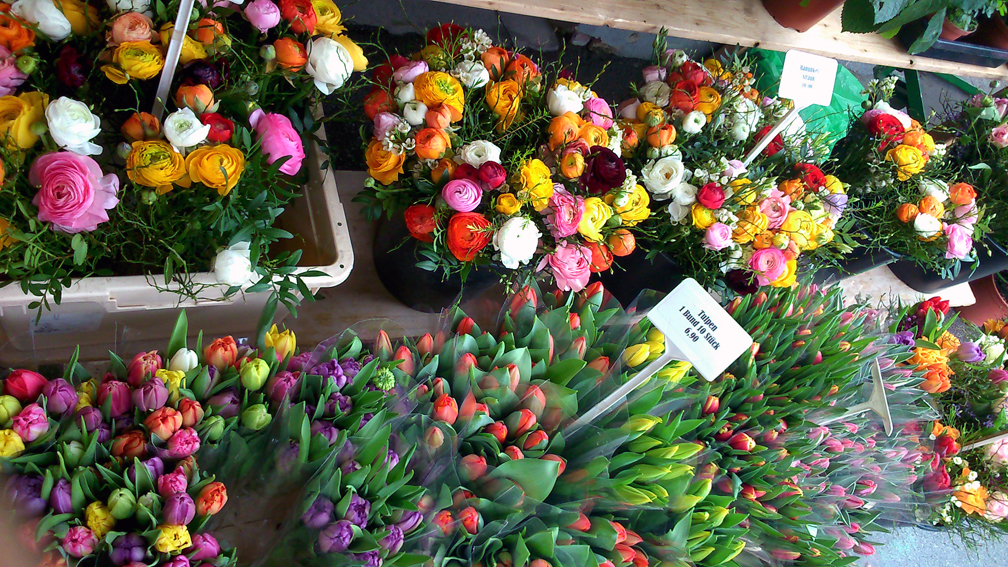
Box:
[509,285,537,317]
[504,445,524,460]
[433,510,454,535]
[505,409,536,439]
[624,414,661,433]
[168,349,199,372]
[484,421,507,444]
[585,356,609,374]
[393,345,415,375]
[198,415,225,442]
[542,453,566,475]
[522,429,549,451]
[240,359,270,391]
[424,425,444,449]
[432,394,458,425]
[61,439,85,468]
[519,385,546,418]
[416,334,434,357]
[459,454,488,481]
[375,330,393,359]
[701,395,719,415]
[456,317,476,335]
[241,404,272,430]
[568,512,591,532]
[458,506,482,534]
[454,352,478,377]
[107,488,137,520]
[0,395,21,427]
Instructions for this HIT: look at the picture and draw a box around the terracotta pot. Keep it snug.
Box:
[940,17,975,41]
[956,275,1008,326]
[970,16,1008,51]
[761,0,845,32]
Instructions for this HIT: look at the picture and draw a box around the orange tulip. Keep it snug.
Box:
[414,128,450,160]
[196,481,228,516]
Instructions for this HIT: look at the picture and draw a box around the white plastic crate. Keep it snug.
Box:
[0,137,353,367]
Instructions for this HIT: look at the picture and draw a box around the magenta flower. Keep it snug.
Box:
[29,152,119,234]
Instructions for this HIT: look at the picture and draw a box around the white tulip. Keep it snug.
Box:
[11,0,71,40]
[46,97,102,156]
[168,349,199,372]
[163,108,211,154]
[305,36,354,95]
[493,217,541,269]
[214,241,254,287]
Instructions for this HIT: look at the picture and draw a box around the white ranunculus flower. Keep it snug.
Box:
[667,201,691,223]
[458,140,501,168]
[214,241,254,287]
[639,81,671,108]
[11,0,71,40]
[920,179,949,202]
[640,156,685,200]
[395,82,415,106]
[163,108,211,154]
[681,111,706,134]
[168,349,199,372]
[732,97,762,131]
[402,101,428,126]
[728,118,750,142]
[454,59,490,89]
[493,217,541,269]
[547,83,583,116]
[671,182,698,206]
[668,50,689,67]
[106,0,150,13]
[912,213,942,239]
[46,97,102,156]
[305,36,354,95]
[619,99,641,119]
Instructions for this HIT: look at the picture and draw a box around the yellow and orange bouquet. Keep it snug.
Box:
[358,24,648,292]
[0,0,366,308]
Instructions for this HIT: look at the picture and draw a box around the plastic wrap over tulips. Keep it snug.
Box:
[0,278,964,567]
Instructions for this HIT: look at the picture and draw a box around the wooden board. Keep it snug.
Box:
[432,0,1008,79]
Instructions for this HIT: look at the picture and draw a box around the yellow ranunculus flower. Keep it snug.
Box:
[420,44,452,70]
[780,210,816,249]
[56,0,100,35]
[312,0,346,36]
[729,178,757,205]
[695,87,721,118]
[578,197,612,242]
[265,325,296,360]
[0,92,48,150]
[578,123,609,148]
[919,132,936,154]
[604,184,650,227]
[159,25,205,65]
[155,524,192,554]
[732,207,769,243]
[365,140,404,186]
[516,158,553,211]
[0,429,25,457]
[703,58,729,80]
[495,193,521,215]
[816,223,835,247]
[127,141,190,194]
[155,369,186,404]
[185,145,245,197]
[691,203,716,230]
[885,144,926,181]
[635,101,662,124]
[414,71,464,122]
[332,34,367,72]
[771,259,798,288]
[822,174,844,194]
[103,41,166,84]
[86,502,115,539]
[0,217,15,250]
[485,79,522,131]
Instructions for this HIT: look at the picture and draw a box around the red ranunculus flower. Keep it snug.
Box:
[404,204,437,243]
[669,80,698,113]
[580,146,626,194]
[697,182,726,209]
[754,124,784,156]
[372,55,411,89]
[278,0,316,33]
[201,113,234,143]
[678,61,710,86]
[794,163,825,192]
[446,212,491,261]
[426,23,466,50]
[868,113,905,149]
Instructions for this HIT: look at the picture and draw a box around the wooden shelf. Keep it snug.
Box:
[432,0,1008,79]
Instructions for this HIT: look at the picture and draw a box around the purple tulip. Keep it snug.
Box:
[341,460,361,475]
[957,341,986,363]
[265,371,301,405]
[396,510,422,534]
[888,330,916,347]
[276,440,300,474]
[380,525,404,553]
[41,379,78,417]
[113,415,135,433]
[353,551,383,567]
[128,457,165,485]
[163,492,196,525]
[98,380,133,417]
[208,389,241,419]
[337,440,355,463]
[132,379,169,412]
[75,406,103,432]
[179,59,224,89]
[49,478,73,514]
[111,533,146,566]
[308,360,348,390]
[287,352,313,372]
[318,520,354,553]
[359,413,374,429]
[385,449,400,469]
[310,421,340,446]
[96,422,113,443]
[324,392,352,417]
[339,358,362,380]
[301,497,334,529]
[344,493,371,528]
[164,556,191,567]
[187,533,221,561]
[6,474,45,516]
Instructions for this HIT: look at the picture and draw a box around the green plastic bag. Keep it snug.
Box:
[751,48,866,152]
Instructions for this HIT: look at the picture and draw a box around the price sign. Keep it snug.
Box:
[777,50,838,108]
[646,279,753,381]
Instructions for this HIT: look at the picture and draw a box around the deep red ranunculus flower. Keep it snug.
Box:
[868,113,905,149]
[56,45,89,89]
[426,23,466,50]
[201,113,234,143]
[754,124,784,156]
[580,146,626,195]
[794,163,826,192]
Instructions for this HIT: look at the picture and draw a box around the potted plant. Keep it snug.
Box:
[840,0,996,53]
[969,0,1008,48]
[944,5,982,40]
[762,0,847,32]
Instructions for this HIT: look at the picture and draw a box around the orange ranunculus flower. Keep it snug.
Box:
[274,37,307,70]
[175,84,215,114]
[196,482,228,516]
[279,0,316,34]
[425,105,452,130]
[504,54,538,87]
[414,127,450,160]
[778,178,804,200]
[932,420,960,441]
[446,212,492,261]
[482,46,509,80]
[694,86,721,118]
[909,346,948,368]
[186,145,245,197]
[578,123,608,148]
[984,319,1006,334]
[431,158,456,184]
[622,122,645,153]
[936,330,960,355]
[948,182,977,206]
[895,203,918,223]
[121,111,160,142]
[921,363,952,394]
[365,139,404,185]
[752,231,775,249]
[194,18,224,46]
[902,129,926,149]
[559,152,585,179]
[0,13,33,52]
[485,79,522,131]
[918,195,945,219]
[732,207,769,244]
[548,112,582,150]
[647,124,676,148]
[414,72,464,122]
[953,483,989,517]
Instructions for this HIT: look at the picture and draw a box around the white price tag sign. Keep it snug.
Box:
[778,50,838,108]
[647,279,752,381]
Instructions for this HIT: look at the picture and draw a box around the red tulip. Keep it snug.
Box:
[623,529,643,546]
[701,395,719,415]
[455,353,478,377]
[728,432,755,452]
[3,369,47,403]
[614,543,635,564]
[456,317,476,335]
[569,313,581,329]
[568,336,587,360]
[509,286,537,318]
[452,488,475,507]
[568,512,591,532]
[433,510,455,535]
[431,377,447,399]
[586,356,609,374]
[519,385,546,418]
[416,333,434,357]
[504,446,524,460]
[505,364,520,390]
[459,454,487,481]
[393,345,415,375]
[505,409,536,439]
[432,395,458,425]
[458,506,482,534]
[484,422,507,444]
[522,429,549,451]
[714,425,733,442]
[459,391,479,422]
[610,520,627,544]
[542,454,566,475]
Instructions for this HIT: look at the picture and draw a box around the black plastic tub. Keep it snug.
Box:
[598,249,688,307]
[888,238,1008,293]
[811,244,903,285]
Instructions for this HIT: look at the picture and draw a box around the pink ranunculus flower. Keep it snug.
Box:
[944,223,973,259]
[0,45,26,97]
[538,242,591,292]
[617,98,640,120]
[441,178,483,212]
[988,438,1008,465]
[970,93,987,107]
[244,0,282,32]
[748,247,787,286]
[542,184,583,238]
[393,61,428,84]
[954,201,978,229]
[990,123,1008,148]
[108,12,156,46]
[987,493,1008,522]
[703,223,732,250]
[30,152,119,234]
[249,109,305,176]
[996,98,1008,120]
[372,112,401,141]
[11,402,48,442]
[641,65,666,84]
[582,97,613,129]
[860,108,885,125]
[759,189,792,229]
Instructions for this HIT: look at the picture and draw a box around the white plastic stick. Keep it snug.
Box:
[152,0,197,121]
[963,431,1008,452]
[742,105,801,167]
[569,349,679,432]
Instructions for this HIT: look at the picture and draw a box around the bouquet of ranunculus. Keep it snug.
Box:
[356,23,646,292]
[0,0,367,311]
[0,362,236,566]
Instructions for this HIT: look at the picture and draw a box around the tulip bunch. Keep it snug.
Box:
[0,0,368,312]
[0,362,234,566]
[358,23,646,292]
